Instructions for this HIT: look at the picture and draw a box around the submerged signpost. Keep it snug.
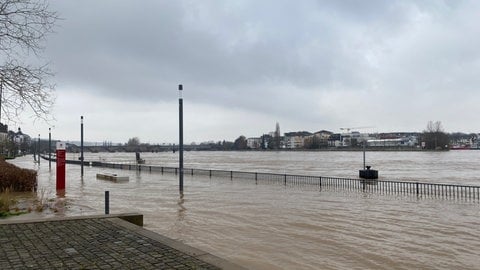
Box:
[179,84,184,193]
[56,141,66,191]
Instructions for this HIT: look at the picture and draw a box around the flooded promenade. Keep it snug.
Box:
[7,151,480,269]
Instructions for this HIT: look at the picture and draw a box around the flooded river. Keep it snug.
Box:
[7,151,480,269]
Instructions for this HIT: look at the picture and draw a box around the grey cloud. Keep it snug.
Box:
[35,0,480,140]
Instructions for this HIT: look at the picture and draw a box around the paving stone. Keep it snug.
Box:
[0,217,225,270]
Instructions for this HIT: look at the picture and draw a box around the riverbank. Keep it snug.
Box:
[67,143,441,153]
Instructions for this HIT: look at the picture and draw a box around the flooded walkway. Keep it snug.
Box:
[0,214,244,270]
[7,155,480,269]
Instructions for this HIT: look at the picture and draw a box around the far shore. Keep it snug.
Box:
[63,147,454,154]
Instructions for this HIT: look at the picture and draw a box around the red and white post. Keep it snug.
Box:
[56,142,66,191]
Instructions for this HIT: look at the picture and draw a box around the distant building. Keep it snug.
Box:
[284,131,312,149]
[0,123,7,141]
[328,133,342,147]
[367,137,417,147]
[11,128,29,144]
[0,123,8,156]
[285,136,305,149]
[367,132,419,148]
[336,132,373,147]
[302,130,333,149]
[8,127,31,154]
[313,130,333,139]
[247,137,262,149]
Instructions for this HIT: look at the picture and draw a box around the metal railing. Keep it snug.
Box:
[42,156,480,201]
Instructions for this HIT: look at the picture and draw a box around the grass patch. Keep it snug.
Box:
[0,188,28,218]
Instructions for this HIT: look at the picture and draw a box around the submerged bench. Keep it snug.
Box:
[96,173,129,182]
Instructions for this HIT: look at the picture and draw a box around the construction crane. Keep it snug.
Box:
[340,126,375,133]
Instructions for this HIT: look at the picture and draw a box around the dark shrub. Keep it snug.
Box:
[0,159,37,192]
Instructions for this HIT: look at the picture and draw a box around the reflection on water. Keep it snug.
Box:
[177,192,186,221]
[7,153,480,270]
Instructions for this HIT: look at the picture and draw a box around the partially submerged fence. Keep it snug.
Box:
[44,156,480,201]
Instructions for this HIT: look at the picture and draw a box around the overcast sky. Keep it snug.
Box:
[14,0,480,144]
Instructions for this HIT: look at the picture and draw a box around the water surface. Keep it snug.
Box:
[8,151,480,269]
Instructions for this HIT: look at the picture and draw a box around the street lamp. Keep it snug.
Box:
[49,128,51,170]
[178,84,184,193]
[37,134,40,165]
[81,116,84,177]
[0,79,3,123]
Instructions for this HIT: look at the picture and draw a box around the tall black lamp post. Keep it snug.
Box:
[48,128,51,170]
[37,134,40,164]
[81,116,84,177]
[178,84,184,193]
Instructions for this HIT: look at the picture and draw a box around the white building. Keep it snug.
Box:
[246,137,262,149]
[285,136,306,149]
[367,137,417,147]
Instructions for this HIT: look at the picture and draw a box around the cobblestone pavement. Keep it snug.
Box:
[0,216,241,269]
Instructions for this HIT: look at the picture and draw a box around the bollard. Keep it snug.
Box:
[105,191,110,214]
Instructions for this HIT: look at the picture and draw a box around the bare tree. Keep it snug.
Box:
[425,120,444,133]
[422,120,450,150]
[127,137,141,147]
[0,0,58,123]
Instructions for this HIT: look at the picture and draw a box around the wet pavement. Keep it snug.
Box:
[0,214,245,270]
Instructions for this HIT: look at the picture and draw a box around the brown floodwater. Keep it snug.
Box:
[7,151,480,269]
